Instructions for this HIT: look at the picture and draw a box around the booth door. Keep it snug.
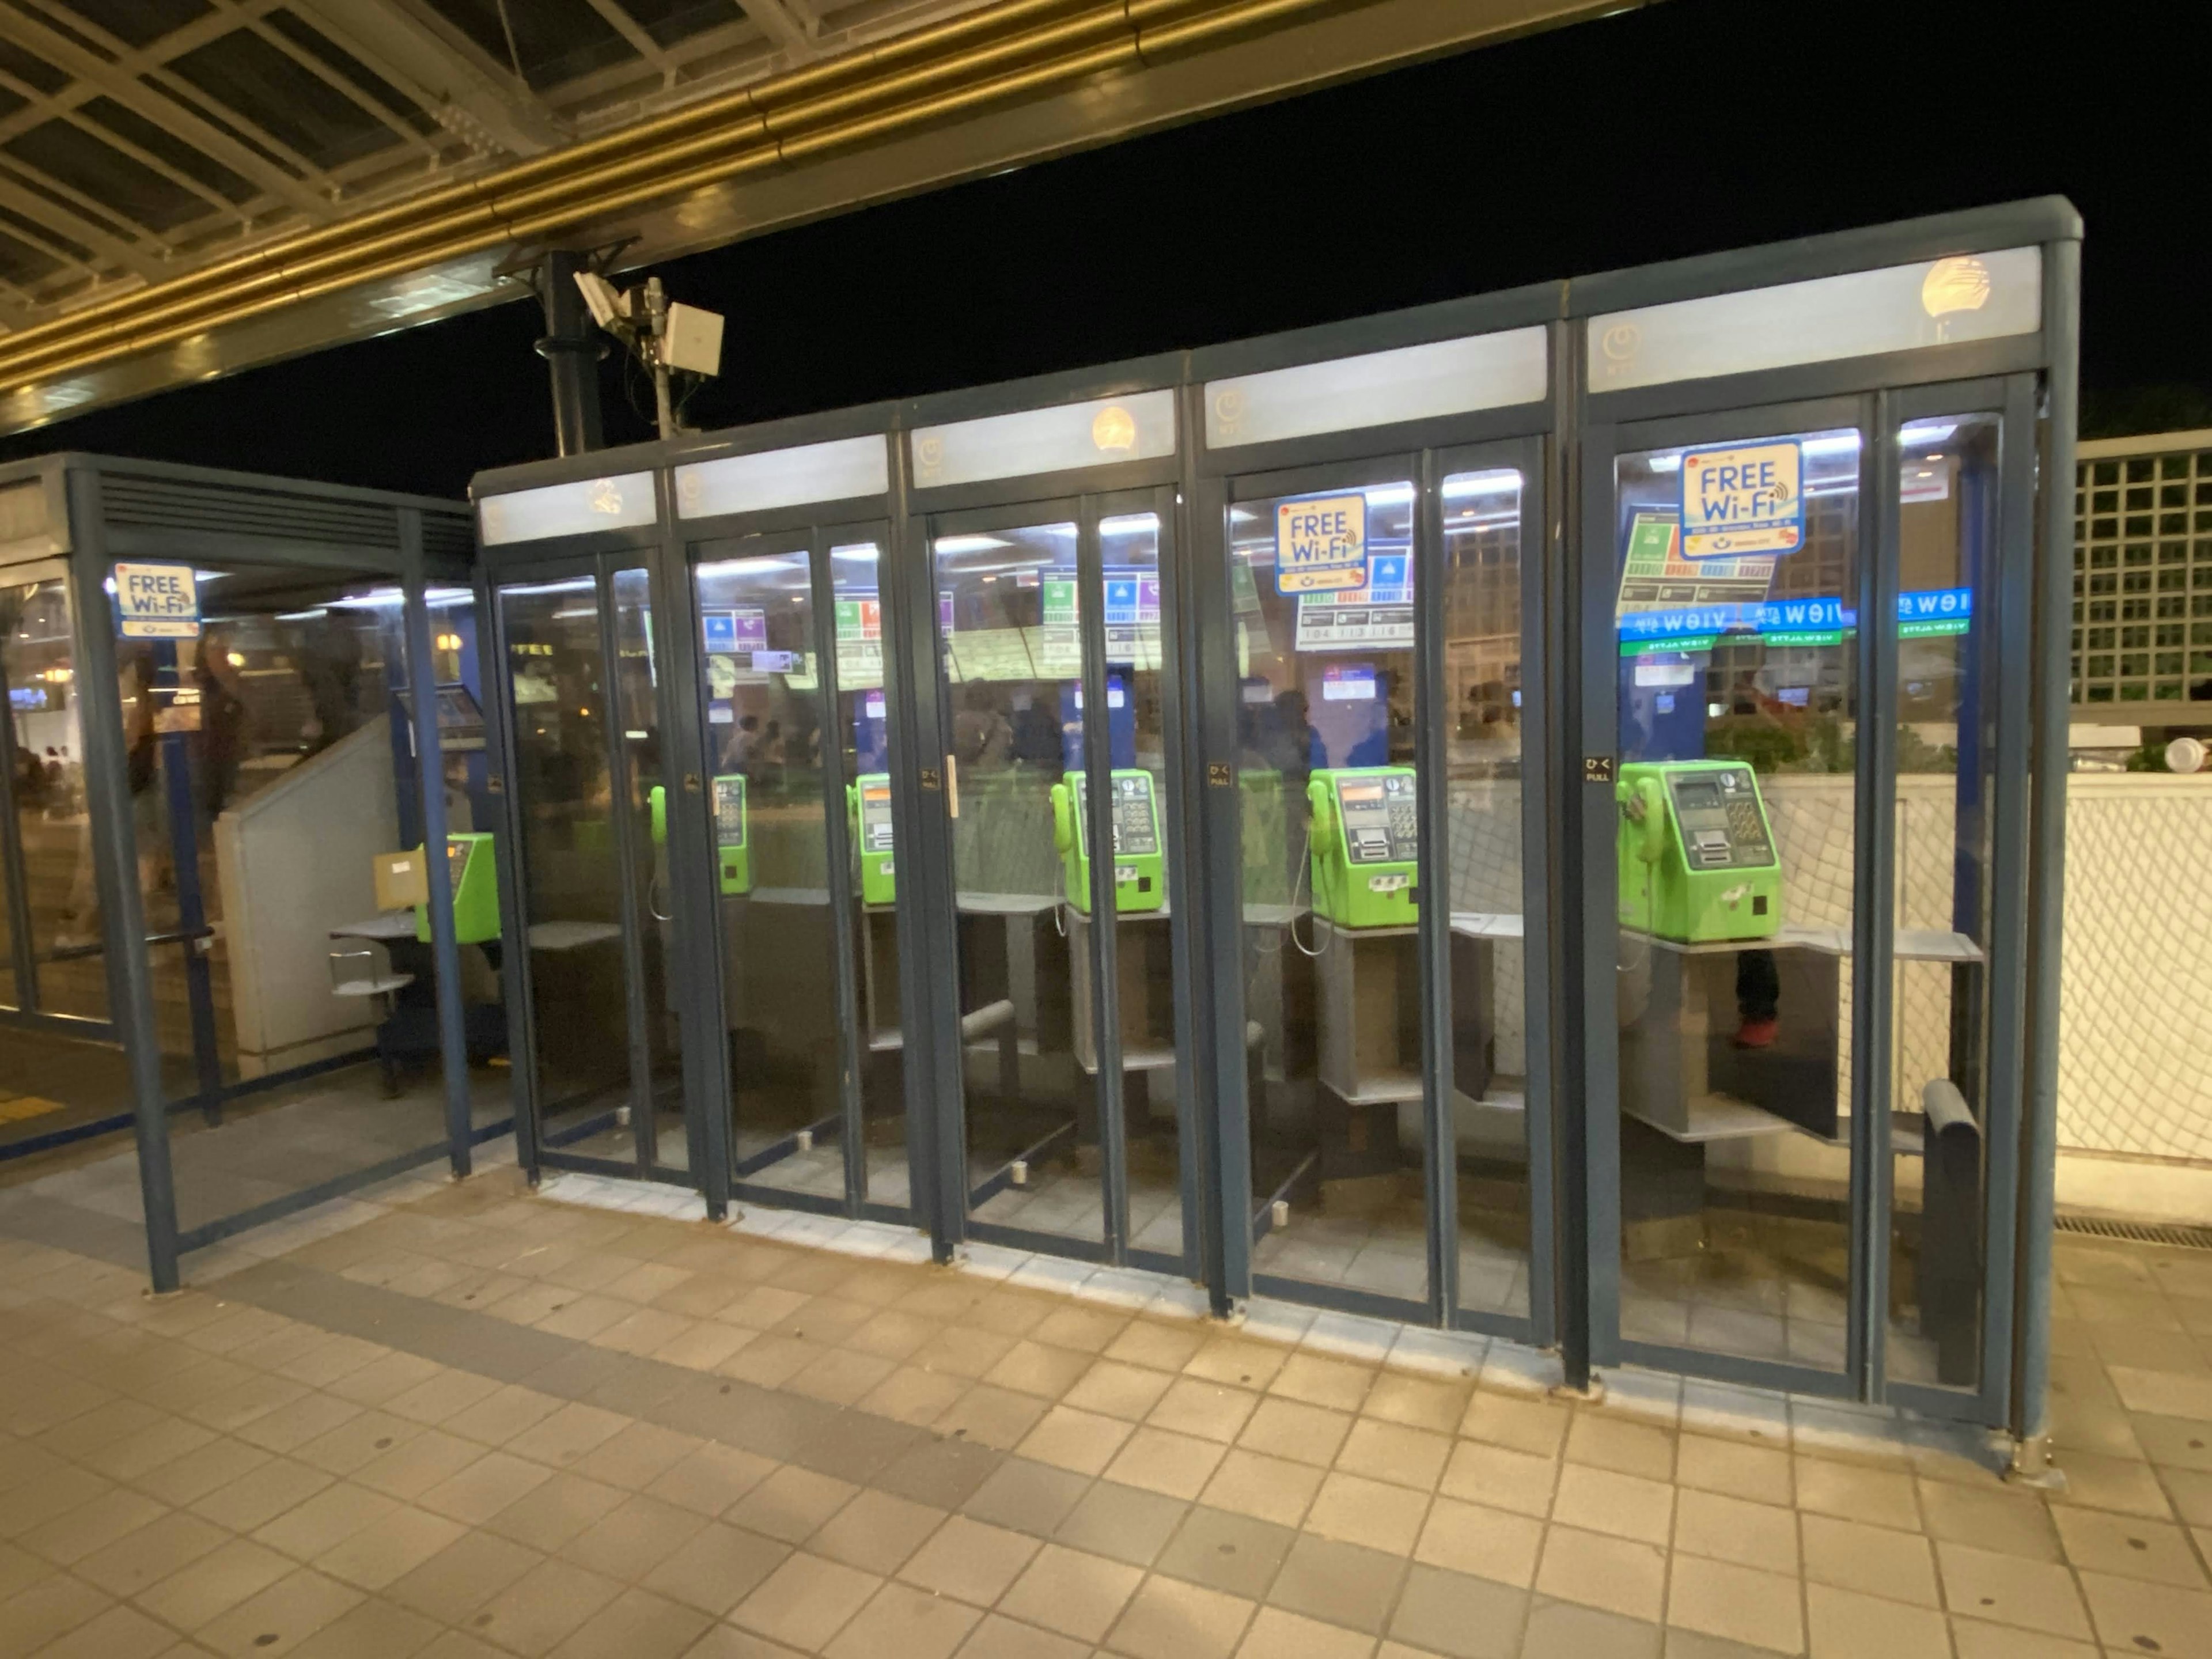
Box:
[912,487,1197,1272]
[1205,448,1546,1337]
[1582,393,2020,1414]
[685,527,915,1220]
[491,559,684,1176]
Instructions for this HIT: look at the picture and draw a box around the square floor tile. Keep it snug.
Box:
[482,1474,627,1552]
[724,1465,855,1544]
[384,1529,543,1623]
[1017,1405,1133,1477]
[898,1513,1039,1606]
[1106,1425,1229,1500]
[807,1488,944,1575]
[1532,1526,1664,1623]
[821,1580,979,1659]
[1517,1596,1660,1659]
[1145,1507,1295,1610]
[542,1585,711,1659]
[557,1493,710,1582]
[135,1537,297,1630]
[961,1457,1090,1537]
[730,1551,880,1651]
[469,1559,625,1657]
[638,1521,788,1615]
[1934,1541,2092,1641]
[1385,1562,1527,1659]
[1265,1533,1408,1635]
[1671,1490,1796,1574]
[1305,1472,1429,1556]
[1791,1459,1917,1532]
[1803,1582,1949,1659]
[998,1541,1145,1642]
[1797,1513,1937,1606]
[198,1567,366,1658]
[2079,1570,2212,1658]
[1664,1554,1802,1655]
[1336,1421,1450,1492]
[1241,1399,1354,1469]
[1414,1497,1543,1589]
[1551,1464,1674,1547]
[1202,1449,1325,1527]
[1151,1378,1262,1445]
[1108,1573,1256,1659]
[1052,1480,1186,1567]
[953,1612,1092,1659]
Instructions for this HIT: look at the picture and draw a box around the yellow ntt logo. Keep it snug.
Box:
[1091,404,1137,452]
[1921,256,1992,317]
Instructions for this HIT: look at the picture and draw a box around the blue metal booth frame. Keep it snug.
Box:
[455,198,2077,1444]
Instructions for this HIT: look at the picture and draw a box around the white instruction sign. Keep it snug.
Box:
[115,563,200,638]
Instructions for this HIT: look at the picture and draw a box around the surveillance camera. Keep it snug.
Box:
[573,270,623,331]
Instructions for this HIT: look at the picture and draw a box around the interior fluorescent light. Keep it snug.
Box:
[1899,421,1958,446]
[1647,455,1682,473]
[831,545,880,561]
[1800,434,1862,456]
[932,535,1012,555]
[1363,484,1415,507]
[1099,514,1159,536]
[1442,473,1520,499]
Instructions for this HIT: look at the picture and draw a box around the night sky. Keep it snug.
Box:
[2,0,2202,498]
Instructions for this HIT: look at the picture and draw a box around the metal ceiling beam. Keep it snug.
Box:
[287,0,566,159]
[582,0,681,82]
[0,168,166,279]
[734,0,823,56]
[0,2,334,215]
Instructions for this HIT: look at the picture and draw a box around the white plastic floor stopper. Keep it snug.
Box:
[1271,1199,1290,1228]
[1010,1160,1029,1187]
[795,1129,813,1152]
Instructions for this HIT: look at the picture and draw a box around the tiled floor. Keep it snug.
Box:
[2,1158,2208,1659]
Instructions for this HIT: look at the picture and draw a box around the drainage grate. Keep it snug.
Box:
[2055,1213,2212,1251]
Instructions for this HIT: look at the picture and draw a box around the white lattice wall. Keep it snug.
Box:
[2055,777,2212,1159]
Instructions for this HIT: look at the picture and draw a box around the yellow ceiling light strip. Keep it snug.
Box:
[0,0,1355,393]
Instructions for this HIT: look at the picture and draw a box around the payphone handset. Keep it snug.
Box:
[847,772,896,906]
[646,777,751,895]
[1306,767,1419,929]
[1615,760,1782,942]
[413,832,499,945]
[1049,770,1165,915]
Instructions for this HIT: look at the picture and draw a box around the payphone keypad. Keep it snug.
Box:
[1666,767,1772,869]
[713,777,747,848]
[1339,774,1418,865]
[1071,774,1160,857]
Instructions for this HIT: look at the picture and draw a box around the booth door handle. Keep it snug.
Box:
[944,753,959,819]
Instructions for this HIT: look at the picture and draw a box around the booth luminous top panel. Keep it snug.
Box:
[1588,247,2042,392]
[0,479,55,566]
[675,434,891,520]
[1203,328,1548,450]
[908,389,1176,489]
[478,471,657,544]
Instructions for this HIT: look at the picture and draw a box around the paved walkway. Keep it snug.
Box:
[0,1161,2205,1658]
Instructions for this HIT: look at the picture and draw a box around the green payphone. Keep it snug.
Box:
[647,776,751,895]
[847,773,896,906]
[1308,767,1419,928]
[414,832,499,944]
[1615,760,1782,942]
[1050,770,1165,914]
